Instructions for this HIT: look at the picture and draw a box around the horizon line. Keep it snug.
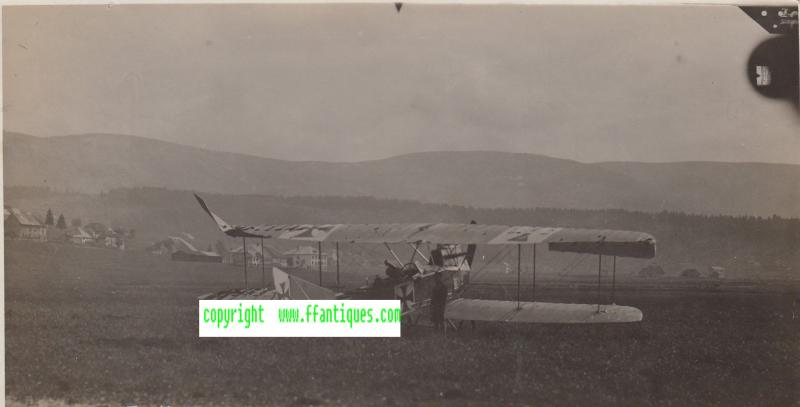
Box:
[5,130,800,167]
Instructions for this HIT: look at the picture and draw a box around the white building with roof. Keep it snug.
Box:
[284,245,329,270]
[69,227,94,245]
[225,242,285,267]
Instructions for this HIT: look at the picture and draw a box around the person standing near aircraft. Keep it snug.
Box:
[384,259,404,281]
[431,271,448,331]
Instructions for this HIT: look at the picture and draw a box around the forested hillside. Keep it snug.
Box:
[6,186,798,279]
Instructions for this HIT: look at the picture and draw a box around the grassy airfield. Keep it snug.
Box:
[5,241,799,406]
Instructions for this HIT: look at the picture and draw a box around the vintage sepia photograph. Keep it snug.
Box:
[2,2,799,406]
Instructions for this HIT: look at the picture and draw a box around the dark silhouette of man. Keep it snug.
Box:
[384,259,404,281]
[430,271,448,331]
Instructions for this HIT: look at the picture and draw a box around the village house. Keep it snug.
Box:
[4,207,47,241]
[68,227,94,245]
[225,243,285,267]
[104,229,126,250]
[284,245,329,270]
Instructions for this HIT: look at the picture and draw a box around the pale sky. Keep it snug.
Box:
[3,4,799,163]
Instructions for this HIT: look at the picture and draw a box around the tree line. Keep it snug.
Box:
[7,187,798,275]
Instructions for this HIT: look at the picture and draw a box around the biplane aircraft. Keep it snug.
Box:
[195,194,656,326]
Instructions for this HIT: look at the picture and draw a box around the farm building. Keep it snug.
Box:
[284,246,329,270]
[4,207,47,241]
[225,243,285,267]
[68,227,94,245]
[148,239,174,256]
[676,262,725,279]
[104,230,126,250]
[148,236,221,263]
[82,223,106,239]
[72,223,130,249]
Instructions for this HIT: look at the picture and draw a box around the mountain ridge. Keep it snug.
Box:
[9,131,799,166]
[4,131,799,217]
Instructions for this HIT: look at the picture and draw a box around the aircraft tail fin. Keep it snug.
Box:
[273,267,337,300]
[194,194,236,235]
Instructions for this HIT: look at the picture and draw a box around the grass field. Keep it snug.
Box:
[5,241,800,406]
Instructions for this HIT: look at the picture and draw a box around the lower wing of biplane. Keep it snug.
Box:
[445,299,643,324]
[195,194,656,324]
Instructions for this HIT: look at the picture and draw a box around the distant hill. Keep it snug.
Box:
[4,132,799,217]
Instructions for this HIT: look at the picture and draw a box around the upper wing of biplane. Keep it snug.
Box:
[195,194,655,259]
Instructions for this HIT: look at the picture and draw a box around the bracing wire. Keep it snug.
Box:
[470,246,513,282]
[558,253,589,277]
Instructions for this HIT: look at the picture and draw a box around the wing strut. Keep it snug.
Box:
[532,244,537,302]
[336,242,340,288]
[409,242,429,264]
[516,244,522,310]
[243,237,248,290]
[384,243,403,267]
[318,241,323,286]
[261,237,266,288]
[596,254,602,313]
[611,256,617,304]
